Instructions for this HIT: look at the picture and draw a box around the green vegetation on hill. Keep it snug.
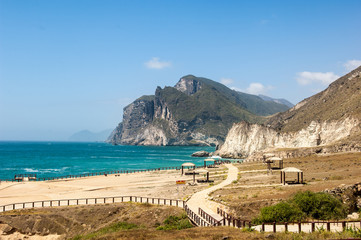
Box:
[181,75,290,116]
[109,74,292,145]
[156,84,262,138]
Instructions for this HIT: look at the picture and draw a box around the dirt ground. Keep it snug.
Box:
[210,152,361,220]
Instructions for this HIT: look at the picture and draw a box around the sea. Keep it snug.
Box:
[0,141,215,180]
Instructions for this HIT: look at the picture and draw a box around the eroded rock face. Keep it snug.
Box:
[216,118,360,158]
[108,80,217,146]
[174,77,202,95]
[324,182,361,212]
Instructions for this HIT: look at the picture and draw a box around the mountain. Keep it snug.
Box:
[258,95,294,108]
[216,66,361,158]
[108,75,291,146]
[69,129,113,142]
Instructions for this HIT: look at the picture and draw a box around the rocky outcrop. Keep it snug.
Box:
[174,77,202,95]
[216,118,360,159]
[191,151,210,157]
[108,75,291,146]
[324,183,361,212]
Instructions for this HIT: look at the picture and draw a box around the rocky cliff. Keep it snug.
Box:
[216,66,361,158]
[108,75,291,146]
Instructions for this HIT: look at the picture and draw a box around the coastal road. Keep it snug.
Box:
[186,163,238,223]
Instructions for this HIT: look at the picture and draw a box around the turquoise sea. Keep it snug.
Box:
[0,141,215,180]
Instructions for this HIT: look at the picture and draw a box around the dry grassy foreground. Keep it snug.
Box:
[211,152,361,220]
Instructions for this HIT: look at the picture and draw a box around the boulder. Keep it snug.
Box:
[191,151,210,157]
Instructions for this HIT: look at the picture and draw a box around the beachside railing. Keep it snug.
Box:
[0,161,229,182]
[217,207,361,233]
[0,196,185,213]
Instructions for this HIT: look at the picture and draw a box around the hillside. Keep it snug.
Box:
[216,66,361,158]
[267,66,361,133]
[69,129,113,142]
[108,75,291,146]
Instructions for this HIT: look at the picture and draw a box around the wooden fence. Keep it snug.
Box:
[217,207,361,233]
[0,162,230,182]
[0,196,185,213]
[184,204,212,227]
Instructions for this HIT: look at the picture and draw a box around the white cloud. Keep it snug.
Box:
[245,83,269,95]
[145,57,171,69]
[343,60,361,72]
[296,72,339,86]
[220,78,234,85]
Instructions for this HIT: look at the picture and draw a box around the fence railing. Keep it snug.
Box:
[0,161,230,182]
[217,207,361,233]
[184,204,212,227]
[0,196,185,213]
[0,166,184,182]
[198,207,223,226]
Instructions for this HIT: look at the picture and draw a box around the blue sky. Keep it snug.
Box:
[1,0,361,141]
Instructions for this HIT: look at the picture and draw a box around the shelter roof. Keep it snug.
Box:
[281,167,302,173]
[182,162,195,167]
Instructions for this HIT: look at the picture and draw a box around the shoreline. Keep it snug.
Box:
[0,165,228,207]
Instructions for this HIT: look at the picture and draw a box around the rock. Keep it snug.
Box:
[0,224,15,235]
[347,212,359,219]
[191,151,210,157]
[265,233,275,239]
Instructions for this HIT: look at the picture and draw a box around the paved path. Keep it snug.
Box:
[186,164,238,222]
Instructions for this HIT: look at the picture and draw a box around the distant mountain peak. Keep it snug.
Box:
[258,94,294,108]
[175,75,202,95]
[69,129,113,142]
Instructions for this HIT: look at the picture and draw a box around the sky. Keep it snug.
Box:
[1,0,361,141]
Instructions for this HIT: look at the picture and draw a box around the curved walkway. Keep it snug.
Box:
[186,164,238,222]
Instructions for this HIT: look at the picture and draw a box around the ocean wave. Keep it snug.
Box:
[24,168,40,173]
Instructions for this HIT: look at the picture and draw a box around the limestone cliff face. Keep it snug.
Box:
[108,75,292,146]
[216,118,360,158]
[108,78,218,146]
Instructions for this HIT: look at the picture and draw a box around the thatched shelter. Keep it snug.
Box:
[181,162,195,175]
[269,157,283,169]
[280,167,303,185]
[204,158,215,167]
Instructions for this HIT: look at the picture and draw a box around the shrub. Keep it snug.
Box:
[253,201,305,224]
[156,213,193,230]
[292,191,346,220]
[253,191,347,223]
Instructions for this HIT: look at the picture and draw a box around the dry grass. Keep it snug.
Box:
[211,152,361,220]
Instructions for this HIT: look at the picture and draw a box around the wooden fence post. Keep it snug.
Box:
[298,222,302,233]
[311,222,315,232]
[273,222,276,233]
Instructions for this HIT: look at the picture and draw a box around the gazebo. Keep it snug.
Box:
[269,157,284,169]
[211,155,222,165]
[204,158,215,167]
[195,169,211,183]
[280,167,304,185]
[181,162,195,175]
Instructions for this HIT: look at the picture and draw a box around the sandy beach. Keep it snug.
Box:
[0,166,227,206]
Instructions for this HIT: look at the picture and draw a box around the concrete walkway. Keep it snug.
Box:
[186,164,238,222]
